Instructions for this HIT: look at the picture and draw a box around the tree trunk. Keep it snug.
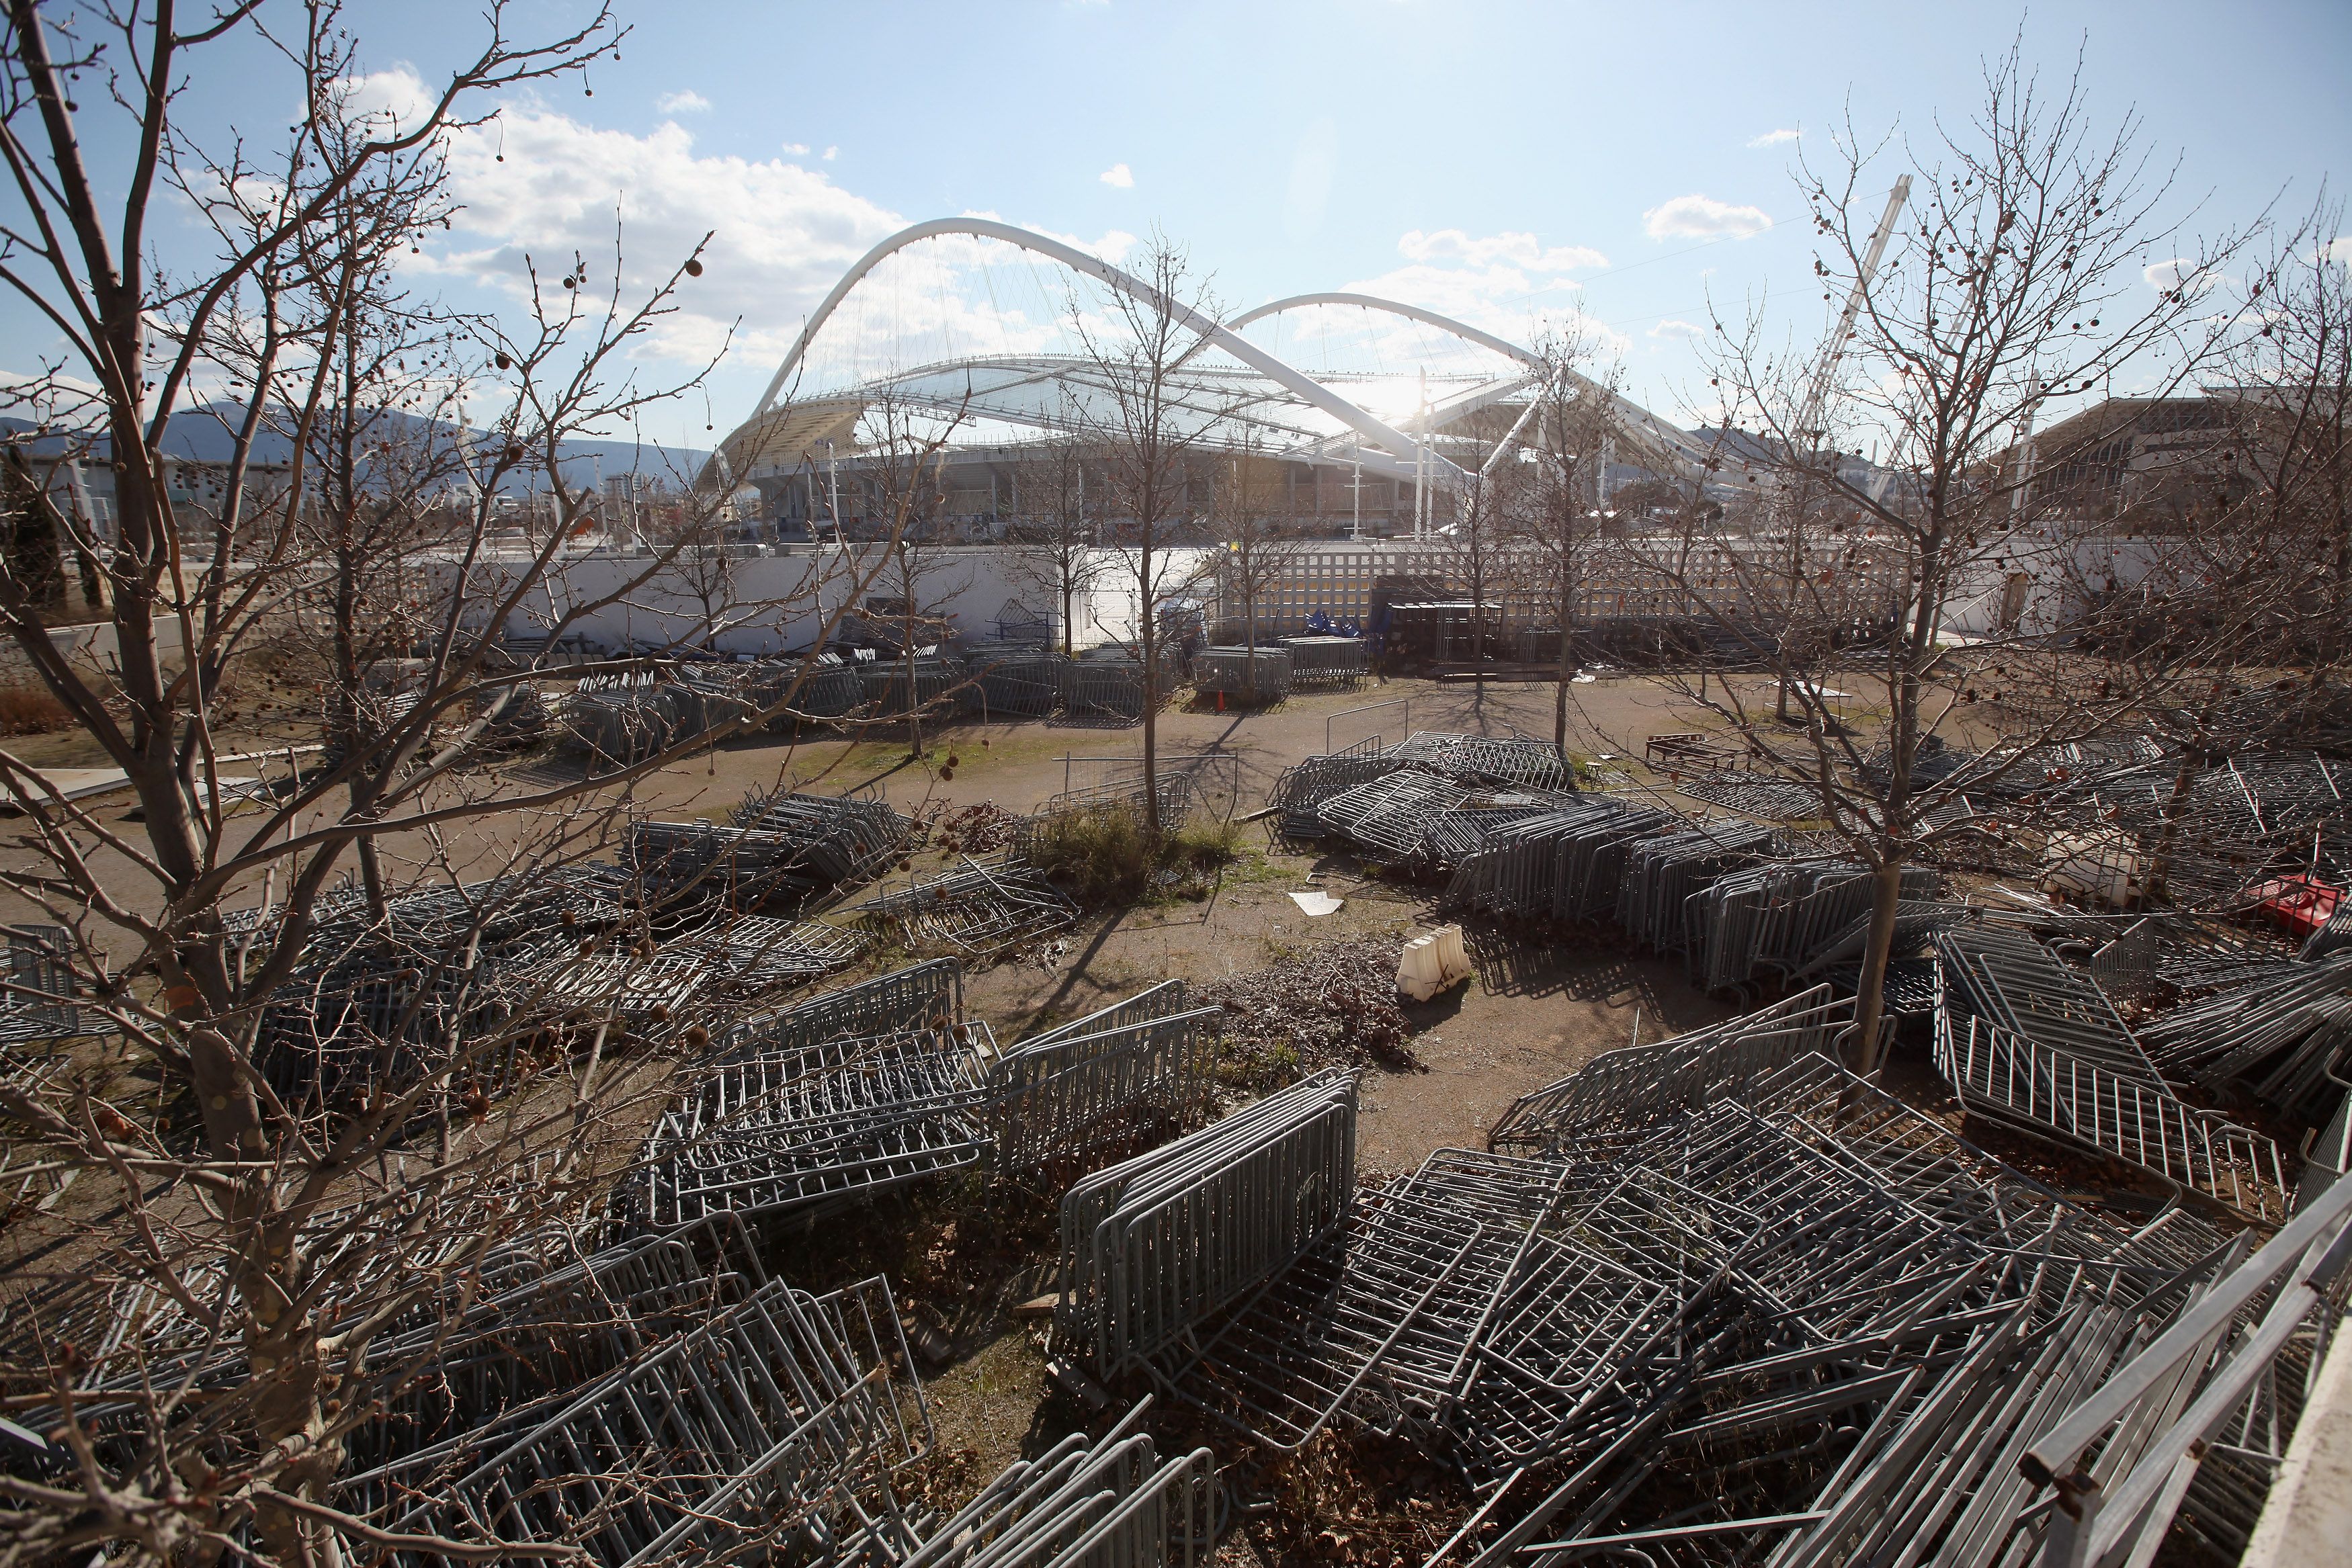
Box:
[1140,543,1161,838]
[1851,857,1904,1078]
[1243,582,1257,701]
[2143,752,2201,900]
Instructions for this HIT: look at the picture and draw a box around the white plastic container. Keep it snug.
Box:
[1396,924,1474,1001]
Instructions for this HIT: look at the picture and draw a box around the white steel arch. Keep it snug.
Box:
[1224,291,1545,371]
[751,218,1465,480]
[1229,291,1723,476]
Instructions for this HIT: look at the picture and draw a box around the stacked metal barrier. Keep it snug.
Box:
[1056,1070,1357,1380]
[1191,645,1292,702]
[0,926,83,1049]
[1280,635,1369,689]
[730,960,963,1059]
[2019,1170,2352,1568]
[342,1274,933,1568]
[1690,861,1941,992]
[2138,949,2352,1121]
[1413,795,1576,873]
[1314,769,1470,863]
[1487,985,1870,1158]
[1135,1044,2285,1568]
[345,1225,761,1471]
[778,654,870,722]
[560,677,693,763]
[986,982,1220,1172]
[1385,731,1571,791]
[859,652,966,716]
[1675,768,1826,820]
[1614,820,1777,952]
[487,947,713,1043]
[1931,926,2287,1222]
[664,914,868,996]
[1063,653,1155,724]
[730,788,916,894]
[1264,742,1398,839]
[245,866,642,1103]
[969,647,1070,719]
[853,856,1079,959]
[251,939,547,1106]
[625,1020,993,1230]
[626,819,813,912]
[896,1408,1214,1568]
[666,664,759,736]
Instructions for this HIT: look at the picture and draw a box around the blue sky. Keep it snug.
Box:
[9,0,2347,451]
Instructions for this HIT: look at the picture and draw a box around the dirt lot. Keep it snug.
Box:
[0,669,1915,1532]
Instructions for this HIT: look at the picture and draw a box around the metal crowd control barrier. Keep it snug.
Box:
[2023,1170,2352,1567]
[663,912,867,996]
[728,787,916,893]
[1487,986,1864,1158]
[2138,949,2352,1122]
[1691,861,1941,993]
[854,855,1079,959]
[722,959,964,1061]
[0,926,83,1049]
[1282,636,1368,691]
[627,1023,993,1230]
[1111,1042,2259,1568]
[986,991,1220,1173]
[1191,645,1292,702]
[343,1276,930,1568]
[1314,769,1470,863]
[894,1401,1213,1568]
[1932,1008,2286,1223]
[1056,1070,1357,1379]
[1386,732,1570,791]
[1265,745,1398,838]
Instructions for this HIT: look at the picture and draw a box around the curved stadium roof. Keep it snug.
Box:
[714,218,1712,488]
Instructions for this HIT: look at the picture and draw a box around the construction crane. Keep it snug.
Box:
[1775,177,1913,722]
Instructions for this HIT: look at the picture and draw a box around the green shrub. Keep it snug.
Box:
[1027,803,1241,908]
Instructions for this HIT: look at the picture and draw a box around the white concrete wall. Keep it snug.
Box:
[446,544,1216,656]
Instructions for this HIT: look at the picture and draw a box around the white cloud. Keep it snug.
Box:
[1642,194,1773,242]
[1747,128,1800,148]
[1318,227,1631,369]
[823,146,839,161]
[333,66,436,135]
[1648,318,1704,341]
[425,107,906,365]
[1099,163,1134,188]
[1397,228,1606,273]
[781,142,810,156]
[2144,258,2222,296]
[655,90,711,115]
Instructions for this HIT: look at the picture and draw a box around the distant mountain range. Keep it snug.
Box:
[3,404,710,496]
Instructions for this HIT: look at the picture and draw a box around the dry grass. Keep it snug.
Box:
[1025,803,1243,907]
[0,681,73,735]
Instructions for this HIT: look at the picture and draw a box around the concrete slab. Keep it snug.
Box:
[2242,1318,2352,1568]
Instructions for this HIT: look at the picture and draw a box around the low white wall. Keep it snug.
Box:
[447,544,1216,656]
[0,616,186,680]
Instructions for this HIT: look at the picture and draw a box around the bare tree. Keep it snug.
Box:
[1616,46,2256,1073]
[838,392,975,760]
[1511,335,1620,749]
[1210,443,1308,700]
[0,9,884,1563]
[1066,234,1226,835]
[1003,433,1105,656]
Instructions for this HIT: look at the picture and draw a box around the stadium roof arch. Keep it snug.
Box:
[711,218,1711,488]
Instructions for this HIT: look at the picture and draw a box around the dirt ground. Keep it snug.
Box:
[0,669,1919,1538]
